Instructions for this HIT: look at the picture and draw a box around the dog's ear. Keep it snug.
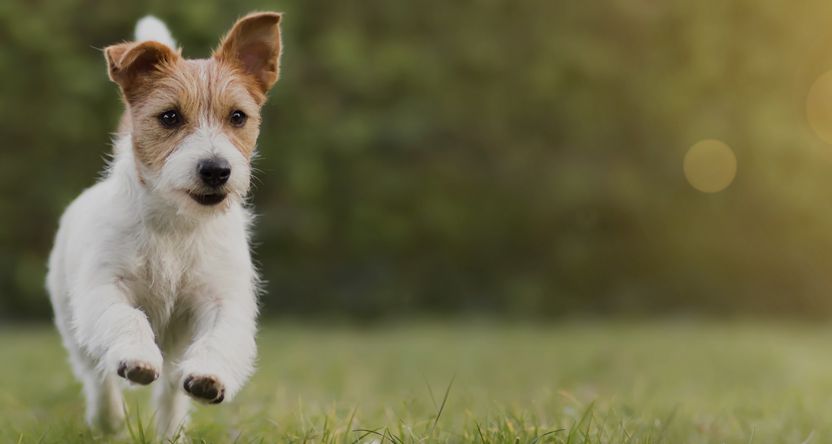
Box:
[214,12,282,94]
[105,41,179,97]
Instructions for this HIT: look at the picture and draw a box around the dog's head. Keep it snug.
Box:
[104,13,281,213]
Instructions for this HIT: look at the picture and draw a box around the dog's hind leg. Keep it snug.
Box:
[52,284,125,432]
[153,329,193,440]
[82,371,125,433]
[65,344,125,432]
[153,364,191,440]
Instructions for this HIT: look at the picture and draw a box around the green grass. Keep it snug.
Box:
[2,320,832,443]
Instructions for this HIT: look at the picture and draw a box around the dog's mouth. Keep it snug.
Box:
[187,191,228,206]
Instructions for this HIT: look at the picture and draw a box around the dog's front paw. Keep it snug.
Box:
[183,374,225,404]
[117,360,159,385]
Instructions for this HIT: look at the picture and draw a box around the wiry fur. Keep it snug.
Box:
[46,12,282,439]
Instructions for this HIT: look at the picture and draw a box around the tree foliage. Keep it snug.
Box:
[4,0,832,318]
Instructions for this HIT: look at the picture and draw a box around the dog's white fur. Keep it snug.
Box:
[46,16,268,438]
[135,16,177,48]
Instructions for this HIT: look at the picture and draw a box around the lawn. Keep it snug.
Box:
[2,320,832,443]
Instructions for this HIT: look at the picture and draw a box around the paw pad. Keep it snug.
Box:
[183,375,225,404]
[117,360,159,385]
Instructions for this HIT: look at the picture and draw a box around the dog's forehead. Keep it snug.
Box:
[144,58,259,115]
[184,59,225,84]
[183,58,244,97]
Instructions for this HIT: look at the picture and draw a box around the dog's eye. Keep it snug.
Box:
[229,110,247,128]
[158,110,182,128]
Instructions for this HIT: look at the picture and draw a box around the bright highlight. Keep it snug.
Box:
[683,139,737,193]
[807,71,832,144]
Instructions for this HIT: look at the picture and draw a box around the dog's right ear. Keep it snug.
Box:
[214,12,283,95]
[104,41,179,98]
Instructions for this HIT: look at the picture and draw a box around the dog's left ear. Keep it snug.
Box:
[214,12,283,95]
[105,41,179,100]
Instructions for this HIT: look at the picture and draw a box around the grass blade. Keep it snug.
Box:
[430,374,456,435]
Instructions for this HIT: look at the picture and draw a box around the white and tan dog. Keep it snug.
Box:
[46,12,282,438]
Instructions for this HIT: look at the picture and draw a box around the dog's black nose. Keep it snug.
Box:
[197,158,231,188]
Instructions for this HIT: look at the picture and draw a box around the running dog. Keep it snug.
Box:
[46,12,282,438]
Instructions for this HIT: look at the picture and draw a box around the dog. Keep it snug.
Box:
[45,12,282,438]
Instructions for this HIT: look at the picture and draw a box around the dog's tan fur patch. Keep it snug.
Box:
[104,12,282,171]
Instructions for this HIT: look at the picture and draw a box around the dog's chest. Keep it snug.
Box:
[128,234,203,331]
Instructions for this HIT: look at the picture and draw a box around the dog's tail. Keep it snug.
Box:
[134,15,176,48]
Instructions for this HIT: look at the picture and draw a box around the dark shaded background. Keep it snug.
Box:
[5,0,832,320]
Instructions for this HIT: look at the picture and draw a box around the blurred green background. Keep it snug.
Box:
[4,0,832,320]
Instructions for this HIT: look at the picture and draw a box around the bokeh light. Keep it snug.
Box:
[807,71,832,144]
[683,139,737,193]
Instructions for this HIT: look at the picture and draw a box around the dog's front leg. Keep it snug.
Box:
[72,282,163,385]
[178,288,257,404]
